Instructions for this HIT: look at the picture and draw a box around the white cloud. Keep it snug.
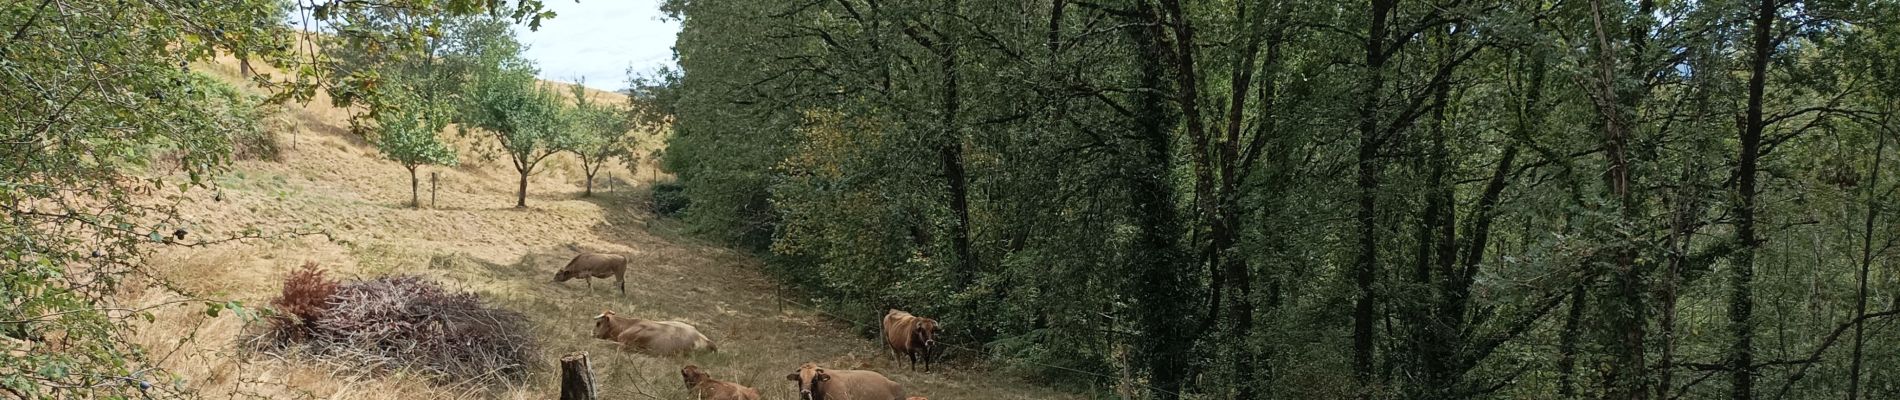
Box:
[513,0,679,92]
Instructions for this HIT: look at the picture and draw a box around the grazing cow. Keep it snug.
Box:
[881,309,942,371]
[553,252,627,295]
[591,310,717,356]
[682,365,761,400]
[784,362,905,400]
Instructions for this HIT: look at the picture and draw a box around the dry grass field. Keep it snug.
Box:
[115,58,1085,399]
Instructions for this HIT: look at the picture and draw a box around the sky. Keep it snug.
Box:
[512,0,680,92]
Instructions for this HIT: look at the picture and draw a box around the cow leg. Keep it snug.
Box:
[617,271,625,295]
[908,350,917,371]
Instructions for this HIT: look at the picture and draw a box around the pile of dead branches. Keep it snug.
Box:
[253,265,537,386]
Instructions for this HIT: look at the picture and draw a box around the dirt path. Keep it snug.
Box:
[124,60,1082,399]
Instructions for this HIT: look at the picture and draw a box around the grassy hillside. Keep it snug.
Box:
[119,58,1082,399]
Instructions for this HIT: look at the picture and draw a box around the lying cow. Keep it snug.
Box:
[785,362,905,400]
[682,365,760,400]
[591,310,717,356]
[553,252,628,295]
[881,309,942,371]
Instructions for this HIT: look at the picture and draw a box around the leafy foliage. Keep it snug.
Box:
[370,86,458,207]
[457,48,566,208]
[0,0,549,397]
[561,80,635,196]
[657,0,1900,398]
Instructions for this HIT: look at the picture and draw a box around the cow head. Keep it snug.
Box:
[552,269,577,283]
[913,318,942,355]
[784,362,830,400]
[591,310,617,339]
[680,365,708,388]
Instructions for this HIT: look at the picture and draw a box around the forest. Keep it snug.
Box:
[650,0,1900,398]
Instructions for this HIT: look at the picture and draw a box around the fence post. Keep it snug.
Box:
[559,352,596,400]
[429,172,438,208]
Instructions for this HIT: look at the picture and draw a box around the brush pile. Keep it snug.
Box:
[254,262,537,386]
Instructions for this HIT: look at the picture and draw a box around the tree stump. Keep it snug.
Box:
[559,352,596,400]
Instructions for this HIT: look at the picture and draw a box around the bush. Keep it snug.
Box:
[650,179,689,217]
[191,72,281,161]
[268,261,338,340]
[256,273,537,386]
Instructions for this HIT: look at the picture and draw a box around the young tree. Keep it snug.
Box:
[562,80,633,196]
[462,65,566,208]
[370,87,458,207]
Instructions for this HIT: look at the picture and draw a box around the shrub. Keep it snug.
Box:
[257,274,537,386]
[268,261,338,340]
[650,179,689,217]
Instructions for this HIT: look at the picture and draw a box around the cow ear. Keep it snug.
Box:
[785,373,800,381]
[815,371,830,382]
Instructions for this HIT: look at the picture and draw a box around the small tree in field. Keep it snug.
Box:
[461,66,566,208]
[371,87,457,208]
[562,80,633,196]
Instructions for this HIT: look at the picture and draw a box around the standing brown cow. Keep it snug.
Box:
[784,362,905,400]
[681,365,760,400]
[881,309,941,372]
[553,252,627,295]
[591,310,717,356]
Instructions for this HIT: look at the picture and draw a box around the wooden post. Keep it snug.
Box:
[429,172,439,208]
[559,352,596,400]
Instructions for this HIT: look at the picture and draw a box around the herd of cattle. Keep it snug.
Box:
[555,252,945,400]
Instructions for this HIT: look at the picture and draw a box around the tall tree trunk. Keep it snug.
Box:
[1128,4,1196,397]
[1353,0,1396,392]
[938,0,973,290]
[1204,1,1275,396]
[1587,0,1648,396]
[1558,283,1586,399]
[1657,169,1706,400]
[1847,113,1888,400]
[1731,0,1775,398]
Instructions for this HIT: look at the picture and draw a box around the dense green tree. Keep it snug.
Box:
[461,63,566,208]
[655,0,1900,398]
[370,87,459,208]
[0,0,547,396]
[562,80,633,197]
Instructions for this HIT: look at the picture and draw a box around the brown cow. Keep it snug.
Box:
[784,362,905,400]
[682,365,761,400]
[553,253,627,294]
[591,310,717,356]
[881,309,942,371]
